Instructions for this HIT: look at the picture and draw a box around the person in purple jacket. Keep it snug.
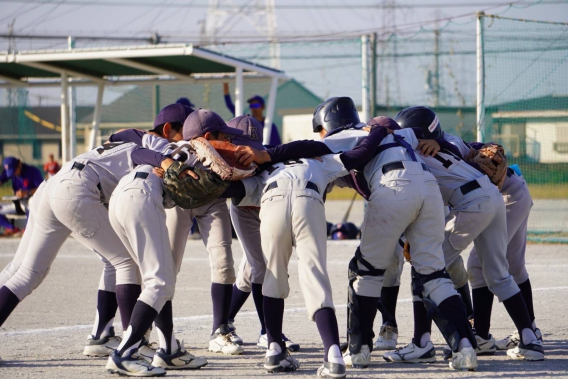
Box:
[0,157,44,236]
[223,83,282,146]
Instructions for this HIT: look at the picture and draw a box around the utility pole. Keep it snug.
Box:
[370,33,377,118]
[361,34,371,122]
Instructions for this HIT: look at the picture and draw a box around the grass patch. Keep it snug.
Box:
[527,183,568,199]
[0,183,13,198]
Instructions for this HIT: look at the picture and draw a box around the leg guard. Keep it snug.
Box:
[347,248,384,355]
[411,267,476,353]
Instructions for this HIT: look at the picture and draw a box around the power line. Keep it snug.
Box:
[0,0,564,9]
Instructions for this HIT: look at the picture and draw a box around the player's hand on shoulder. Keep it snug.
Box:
[417,139,440,156]
[235,145,271,166]
[152,167,165,178]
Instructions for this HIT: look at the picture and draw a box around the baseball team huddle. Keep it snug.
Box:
[0,96,544,378]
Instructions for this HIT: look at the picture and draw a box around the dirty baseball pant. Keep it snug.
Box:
[444,175,519,302]
[166,198,235,284]
[230,204,265,286]
[355,163,455,305]
[383,241,405,288]
[109,166,176,312]
[260,179,333,320]
[1,162,140,301]
[467,173,533,288]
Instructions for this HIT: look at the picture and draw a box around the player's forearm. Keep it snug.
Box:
[109,129,145,145]
[267,140,333,163]
[131,147,172,168]
[339,125,388,171]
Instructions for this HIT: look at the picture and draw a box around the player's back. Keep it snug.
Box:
[259,155,348,195]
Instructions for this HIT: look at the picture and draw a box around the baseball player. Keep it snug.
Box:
[238,120,390,378]
[0,129,180,372]
[294,97,476,371]
[109,108,246,356]
[393,106,544,361]
[440,136,542,352]
[223,115,300,352]
[104,106,213,376]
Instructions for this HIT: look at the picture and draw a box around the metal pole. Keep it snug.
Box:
[89,83,104,150]
[60,72,69,163]
[370,33,377,118]
[361,34,370,122]
[235,66,244,117]
[476,11,485,142]
[263,76,278,145]
[434,29,440,107]
[153,85,160,116]
[68,36,77,158]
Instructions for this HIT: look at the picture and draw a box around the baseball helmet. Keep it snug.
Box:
[394,106,443,139]
[312,97,360,133]
[330,222,360,240]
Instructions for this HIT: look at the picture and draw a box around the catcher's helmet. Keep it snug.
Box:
[312,97,360,133]
[394,106,442,139]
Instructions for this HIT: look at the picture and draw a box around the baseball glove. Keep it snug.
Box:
[403,241,412,263]
[163,161,229,209]
[472,143,508,189]
[189,137,257,181]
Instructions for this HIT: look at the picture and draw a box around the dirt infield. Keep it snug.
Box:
[0,214,567,378]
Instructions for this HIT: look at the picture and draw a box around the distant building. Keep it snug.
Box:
[0,79,321,164]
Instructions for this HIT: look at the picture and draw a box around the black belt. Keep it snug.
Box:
[135,172,149,180]
[460,179,481,196]
[265,181,319,194]
[72,162,85,171]
[382,161,429,175]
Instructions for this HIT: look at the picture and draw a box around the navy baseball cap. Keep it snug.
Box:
[3,157,20,177]
[367,116,400,130]
[176,97,195,108]
[228,115,265,150]
[154,104,194,128]
[183,108,244,141]
[247,95,265,108]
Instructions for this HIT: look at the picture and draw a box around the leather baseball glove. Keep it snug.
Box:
[163,161,229,209]
[472,143,508,189]
[189,137,257,181]
[403,241,412,264]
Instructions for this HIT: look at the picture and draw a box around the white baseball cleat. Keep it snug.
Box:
[151,340,208,370]
[106,349,166,377]
[83,327,122,357]
[507,340,545,361]
[383,340,436,363]
[497,328,543,350]
[317,344,346,379]
[136,341,158,363]
[449,347,478,371]
[495,330,520,350]
[227,323,244,345]
[209,326,244,355]
[475,334,497,355]
[264,342,300,373]
[257,333,300,351]
[374,325,398,350]
[343,344,371,368]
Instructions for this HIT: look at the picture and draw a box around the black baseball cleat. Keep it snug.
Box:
[264,342,300,373]
[105,349,166,377]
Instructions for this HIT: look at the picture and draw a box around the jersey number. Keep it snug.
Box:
[265,159,305,175]
[433,150,461,169]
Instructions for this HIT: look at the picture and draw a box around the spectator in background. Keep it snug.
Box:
[43,154,60,179]
[223,83,282,146]
[176,97,195,108]
[0,157,43,236]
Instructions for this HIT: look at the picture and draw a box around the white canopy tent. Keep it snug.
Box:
[0,43,288,162]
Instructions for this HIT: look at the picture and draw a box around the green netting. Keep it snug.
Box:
[482,15,568,236]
